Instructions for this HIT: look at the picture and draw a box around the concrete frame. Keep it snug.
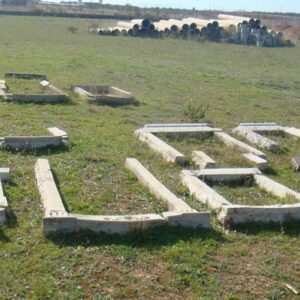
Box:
[135,124,222,164]
[0,168,10,225]
[0,127,70,150]
[0,77,67,104]
[35,158,210,236]
[70,85,135,105]
[136,124,269,170]
[233,122,300,152]
[181,168,300,224]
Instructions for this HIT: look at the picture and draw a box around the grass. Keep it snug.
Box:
[0,15,300,299]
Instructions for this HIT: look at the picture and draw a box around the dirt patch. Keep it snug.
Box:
[273,23,300,40]
[76,253,194,299]
[212,238,300,299]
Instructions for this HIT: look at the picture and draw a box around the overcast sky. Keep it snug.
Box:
[102,0,300,13]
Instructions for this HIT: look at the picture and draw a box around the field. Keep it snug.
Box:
[0,15,300,299]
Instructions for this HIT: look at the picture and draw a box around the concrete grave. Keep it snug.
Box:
[233,122,300,152]
[1,77,68,104]
[181,168,300,225]
[135,124,222,164]
[35,158,210,236]
[292,157,300,172]
[0,168,10,225]
[71,85,135,105]
[0,127,70,150]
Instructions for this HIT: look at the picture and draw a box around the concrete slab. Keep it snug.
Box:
[215,132,266,158]
[135,130,186,164]
[194,168,261,182]
[285,127,300,138]
[192,151,216,169]
[292,157,300,172]
[243,153,269,171]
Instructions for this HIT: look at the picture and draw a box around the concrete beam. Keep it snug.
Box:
[292,157,300,172]
[192,151,216,169]
[71,86,95,100]
[0,168,10,181]
[285,127,300,138]
[0,181,8,208]
[140,126,222,135]
[70,213,166,235]
[125,158,192,212]
[215,132,266,158]
[181,171,231,210]
[35,159,67,214]
[1,136,63,150]
[218,204,300,224]
[242,153,269,171]
[135,130,186,164]
[254,175,300,200]
[233,128,279,152]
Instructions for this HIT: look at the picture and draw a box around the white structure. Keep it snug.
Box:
[35,158,210,236]
[0,168,10,225]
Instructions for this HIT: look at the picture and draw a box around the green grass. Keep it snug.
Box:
[0,15,300,299]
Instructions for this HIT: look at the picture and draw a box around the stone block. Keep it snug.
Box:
[192,151,216,169]
[292,157,300,171]
[215,132,266,158]
[135,130,186,164]
[243,153,269,171]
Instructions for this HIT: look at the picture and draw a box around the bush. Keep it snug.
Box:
[67,25,78,34]
[184,101,208,122]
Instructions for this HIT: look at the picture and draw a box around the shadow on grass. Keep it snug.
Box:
[228,220,300,237]
[46,225,226,249]
[91,99,141,108]
[3,144,70,156]
[51,169,71,212]
[0,209,18,242]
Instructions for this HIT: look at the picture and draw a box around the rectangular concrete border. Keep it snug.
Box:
[233,122,300,152]
[181,168,300,224]
[70,85,135,105]
[1,77,68,104]
[35,158,211,236]
[135,124,223,164]
[0,127,70,150]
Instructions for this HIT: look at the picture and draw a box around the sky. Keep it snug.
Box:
[100,0,300,13]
